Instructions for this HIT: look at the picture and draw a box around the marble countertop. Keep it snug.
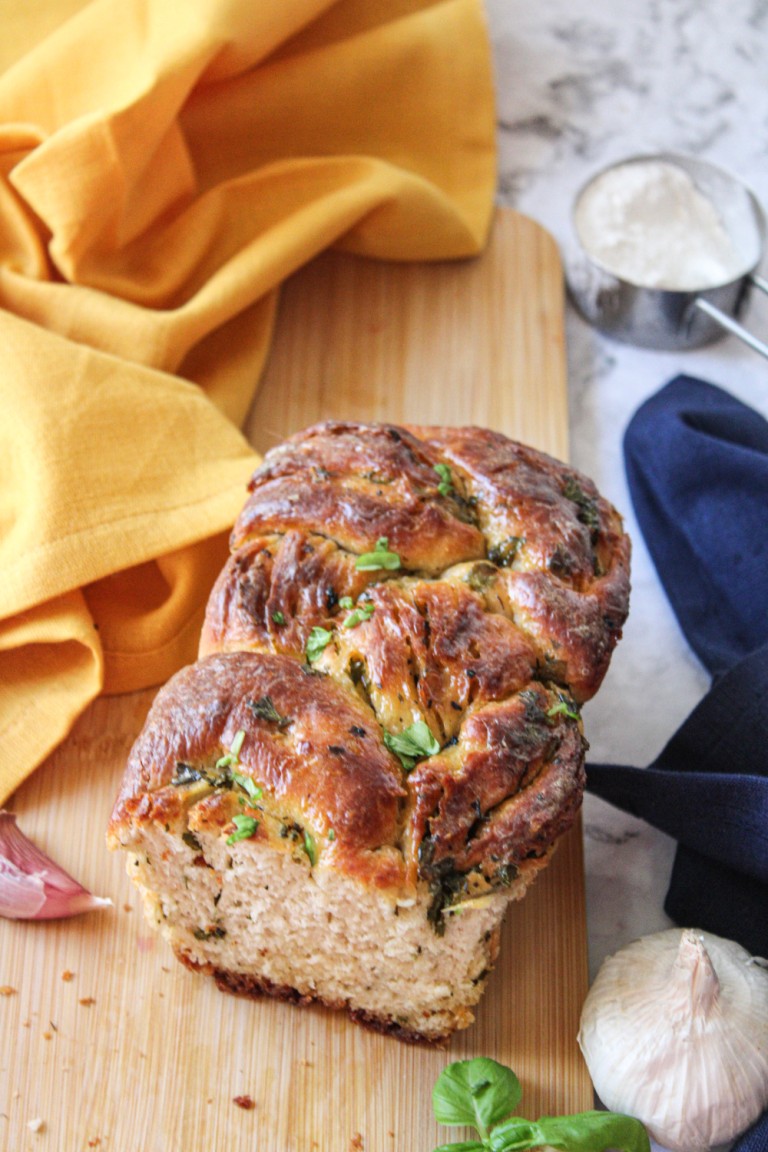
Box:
[486,0,767,1140]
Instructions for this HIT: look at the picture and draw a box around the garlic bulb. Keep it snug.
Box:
[0,811,112,920]
[578,928,768,1152]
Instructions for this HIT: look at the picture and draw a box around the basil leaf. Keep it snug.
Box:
[383,720,440,771]
[247,695,291,728]
[432,1059,650,1152]
[305,626,333,663]
[435,463,454,497]
[487,1118,542,1151]
[193,925,225,941]
[529,1111,650,1152]
[433,1143,487,1152]
[343,601,375,628]
[546,696,580,723]
[562,476,600,532]
[488,536,523,567]
[230,770,262,803]
[433,1058,522,1137]
[355,536,401,571]
[226,814,259,845]
[303,830,317,866]
[172,763,204,787]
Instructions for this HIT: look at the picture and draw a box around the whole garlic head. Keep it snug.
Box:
[578,928,768,1152]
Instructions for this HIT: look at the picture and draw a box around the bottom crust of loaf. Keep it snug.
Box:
[174,935,498,1046]
[187,961,459,1046]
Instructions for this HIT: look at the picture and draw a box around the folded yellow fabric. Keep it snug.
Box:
[0,0,496,804]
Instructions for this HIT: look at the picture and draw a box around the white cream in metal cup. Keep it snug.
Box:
[567,152,768,358]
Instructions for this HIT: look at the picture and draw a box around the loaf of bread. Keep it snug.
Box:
[108,421,630,1043]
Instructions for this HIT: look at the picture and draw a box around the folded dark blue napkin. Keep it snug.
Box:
[585,376,768,1150]
[621,374,768,676]
[587,374,768,950]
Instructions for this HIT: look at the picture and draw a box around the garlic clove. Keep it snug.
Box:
[0,811,112,920]
[578,928,768,1152]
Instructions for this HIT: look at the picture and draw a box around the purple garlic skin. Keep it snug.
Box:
[0,811,111,920]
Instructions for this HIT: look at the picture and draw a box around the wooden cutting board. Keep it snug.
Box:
[1,208,592,1152]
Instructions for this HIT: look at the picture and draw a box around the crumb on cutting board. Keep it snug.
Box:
[232,1095,255,1111]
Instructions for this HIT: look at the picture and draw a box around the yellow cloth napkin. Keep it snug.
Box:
[0,0,496,804]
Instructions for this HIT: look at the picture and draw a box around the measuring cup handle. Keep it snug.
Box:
[693,295,768,360]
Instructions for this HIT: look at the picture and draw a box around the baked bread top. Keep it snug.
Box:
[204,421,629,701]
[110,421,630,924]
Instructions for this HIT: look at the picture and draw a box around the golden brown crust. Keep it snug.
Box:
[108,651,406,882]
[199,531,376,661]
[411,424,631,680]
[487,567,627,702]
[409,688,586,884]
[231,421,485,573]
[112,420,630,917]
[207,421,630,702]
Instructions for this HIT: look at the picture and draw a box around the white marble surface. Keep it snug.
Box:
[486,1,768,1141]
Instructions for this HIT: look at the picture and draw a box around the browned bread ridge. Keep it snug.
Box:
[108,421,630,1043]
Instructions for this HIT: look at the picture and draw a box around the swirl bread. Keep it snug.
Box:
[108,421,630,1043]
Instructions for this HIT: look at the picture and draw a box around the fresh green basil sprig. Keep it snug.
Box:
[432,1058,650,1152]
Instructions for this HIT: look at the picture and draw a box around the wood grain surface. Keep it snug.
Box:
[0,208,592,1152]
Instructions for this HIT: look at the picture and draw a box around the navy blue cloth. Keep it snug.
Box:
[584,376,768,1150]
[735,1113,768,1152]
[620,375,768,676]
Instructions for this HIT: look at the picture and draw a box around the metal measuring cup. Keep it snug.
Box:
[567,152,768,359]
